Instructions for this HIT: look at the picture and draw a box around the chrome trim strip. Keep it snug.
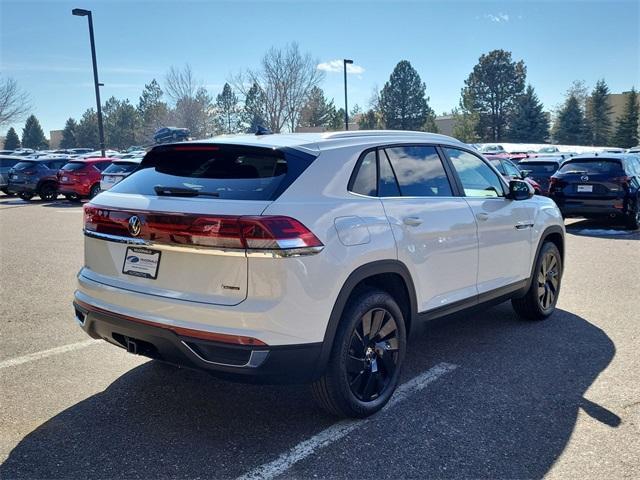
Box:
[180,340,270,368]
[84,230,324,257]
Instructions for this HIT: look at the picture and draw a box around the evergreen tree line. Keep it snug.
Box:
[3,47,639,151]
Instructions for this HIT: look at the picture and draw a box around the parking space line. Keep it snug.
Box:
[0,339,101,370]
[237,362,458,480]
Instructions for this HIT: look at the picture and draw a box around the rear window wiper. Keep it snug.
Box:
[154,185,220,197]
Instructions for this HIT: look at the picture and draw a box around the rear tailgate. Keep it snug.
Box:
[82,194,271,306]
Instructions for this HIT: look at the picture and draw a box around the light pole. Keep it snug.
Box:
[72,8,105,157]
[343,59,353,131]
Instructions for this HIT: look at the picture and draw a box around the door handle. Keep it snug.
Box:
[515,221,534,230]
[402,216,423,226]
[476,212,489,221]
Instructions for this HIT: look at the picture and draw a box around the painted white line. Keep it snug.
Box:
[237,362,458,480]
[0,339,101,370]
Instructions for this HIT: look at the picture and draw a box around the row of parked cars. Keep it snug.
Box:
[480,148,640,229]
[0,151,144,201]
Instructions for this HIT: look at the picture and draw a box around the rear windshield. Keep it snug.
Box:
[61,161,88,171]
[103,162,139,175]
[558,159,624,175]
[13,161,39,171]
[519,162,559,175]
[109,144,316,201]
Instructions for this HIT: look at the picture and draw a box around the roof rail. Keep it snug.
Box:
[322,130,451,140]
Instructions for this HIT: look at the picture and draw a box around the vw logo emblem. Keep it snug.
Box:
[581,175,589,182]
[128,216,142,237]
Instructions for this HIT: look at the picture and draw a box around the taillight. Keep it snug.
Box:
[83,205,323,251]
[612,176,631,188]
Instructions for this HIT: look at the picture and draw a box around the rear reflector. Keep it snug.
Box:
[83,205,323,250]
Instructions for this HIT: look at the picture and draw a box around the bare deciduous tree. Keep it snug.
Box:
[164,64,197,103]
[0,76,30,127]
[232,43,324,133]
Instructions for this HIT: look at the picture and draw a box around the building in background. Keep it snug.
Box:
[49,130,63,149]
[434,115,455,136]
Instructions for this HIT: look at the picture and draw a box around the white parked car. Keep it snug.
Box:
[74,131,565,417]
[100,157,143,191]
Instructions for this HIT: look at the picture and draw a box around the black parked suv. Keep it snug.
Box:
[7,157,69,201]
[549,153,640,229]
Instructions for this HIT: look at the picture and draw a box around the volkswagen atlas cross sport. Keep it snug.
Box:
[74,131,565,418]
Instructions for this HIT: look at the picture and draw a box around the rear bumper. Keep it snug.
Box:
[58,183,90,196]
[73,299,323,383]
[552,196,631,217]
[7,182,37,194]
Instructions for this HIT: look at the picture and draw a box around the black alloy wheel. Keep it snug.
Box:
[89,184,101,199]
[537,250,560,310]
[346,308,400,402]
[18,192,34,201]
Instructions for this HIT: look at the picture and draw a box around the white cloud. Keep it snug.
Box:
[484,13,510,23]
[317,59,365,75]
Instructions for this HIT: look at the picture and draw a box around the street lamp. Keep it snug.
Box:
[343,59,353,131]
[72,8,105,157]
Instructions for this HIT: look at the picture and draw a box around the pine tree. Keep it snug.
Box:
[509,85,550,142]
[60,118,77,149]
[380,60,435,131]
[553,95,586,145]
[358,109,381,130]
[21,114,48,149]
[451,107,480,143]
[612,88,639,148]
[586,79,613,145]
[461,49,527,141]
[299,87,335,128]
[103,97,139,150]
[328,108,345,131]
[75,108,99,148]
[215,83,240,134]
[137,79,168,143]
[3,127,21,150]
[242,82,267,133]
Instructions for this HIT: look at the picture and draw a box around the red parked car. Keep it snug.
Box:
[486,155,542,195]
[57,157,112,200]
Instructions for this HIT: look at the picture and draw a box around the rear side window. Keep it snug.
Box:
[445,148,504,197]
[110,145,315,201]
[379,151,401,197]
[384,146,452,197]
[103,162,139,175]
[558,159,624,175]
[95,161,111,171]
[350,151,377,196]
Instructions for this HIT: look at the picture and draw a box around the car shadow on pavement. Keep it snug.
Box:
[0,304,617,479]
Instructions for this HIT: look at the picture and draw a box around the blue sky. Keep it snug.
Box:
[1,0,639,136]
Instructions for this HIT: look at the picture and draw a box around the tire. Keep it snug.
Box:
[311,288,407,418]
[626,199,640,230]
[65,194,79,201]
[18,192,34,201]
[38,182,58,201]
[512,242,562,321]
[1,188,11,195]
[88,184,101,199]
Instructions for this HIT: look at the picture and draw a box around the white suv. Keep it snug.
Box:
[74,131,565,418]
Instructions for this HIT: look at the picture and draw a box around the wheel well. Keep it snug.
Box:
[544,232,564,262]
[352,272,413,335]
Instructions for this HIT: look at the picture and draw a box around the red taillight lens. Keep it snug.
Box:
[83,205,323,250]
[612,176,631,187]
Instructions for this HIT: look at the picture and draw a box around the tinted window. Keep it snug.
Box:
[111,145,314,201]
[489,159,505,174]
[379,150,401,197]
[13,161,39,171]
[103,162,139,175]
[503,160,521,177]
[558,159,624,175]
[384,146,452,197]
[519,162,559,175]
[95,161,111,171]
[61,162,86,171]
[445,148,504,197]
[350,151,377,196]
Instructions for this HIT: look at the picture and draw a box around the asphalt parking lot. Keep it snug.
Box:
[0,195,639,479]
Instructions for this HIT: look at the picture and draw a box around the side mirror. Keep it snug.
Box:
[520,169,531,179]
[508,180,534,200]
